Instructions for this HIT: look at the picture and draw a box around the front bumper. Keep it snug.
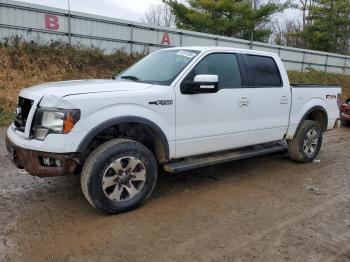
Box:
[5,135,80,177]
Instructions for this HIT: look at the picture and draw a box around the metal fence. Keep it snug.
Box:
[1,0,350,74]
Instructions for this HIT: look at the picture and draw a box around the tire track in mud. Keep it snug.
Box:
[159,190,350,262]
[1,128,350,262]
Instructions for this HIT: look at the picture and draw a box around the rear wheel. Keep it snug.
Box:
[288,120,322,163]
[81,138,158,214]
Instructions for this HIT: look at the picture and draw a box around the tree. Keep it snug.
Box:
[301,0,350,54]
[143,3,175,27]
[164,0,290,42]
[273,19,306,48]
[273,0,314,49]
[299,0,315,29]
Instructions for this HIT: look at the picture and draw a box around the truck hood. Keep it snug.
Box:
[20,79,153,100]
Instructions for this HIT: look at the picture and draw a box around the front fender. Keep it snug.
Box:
[76,115,170,160]
[73,102,175,159]
[76,103,173,137]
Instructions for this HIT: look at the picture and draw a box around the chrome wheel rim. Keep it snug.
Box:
[102,156,146,202]
[303,129,319,156]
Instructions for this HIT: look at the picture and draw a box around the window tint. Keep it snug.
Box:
[245,55,282,87]
[187,53,241,88]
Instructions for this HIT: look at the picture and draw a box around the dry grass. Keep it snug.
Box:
[288,71,350,99]
[0,37,144,115]
[1,38,350,126]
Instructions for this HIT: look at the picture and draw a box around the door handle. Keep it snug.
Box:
[280,96,289,104]
[239,97,249,107]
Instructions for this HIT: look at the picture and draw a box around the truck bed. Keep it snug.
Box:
[288,84,341,135]
[291,84,340,88]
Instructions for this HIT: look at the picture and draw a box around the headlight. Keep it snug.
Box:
[33,108,80,140]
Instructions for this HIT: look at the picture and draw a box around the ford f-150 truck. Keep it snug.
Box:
[6,46,342,214]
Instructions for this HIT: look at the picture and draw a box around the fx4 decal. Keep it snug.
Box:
[326,95,337,99]
[149,100,173,105]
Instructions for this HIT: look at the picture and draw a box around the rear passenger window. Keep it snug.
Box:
[186,53,241,88]
[245,55,282,87]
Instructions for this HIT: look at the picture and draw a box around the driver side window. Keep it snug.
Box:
[186,53,242,88]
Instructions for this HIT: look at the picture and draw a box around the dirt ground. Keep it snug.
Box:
[1,127,350,262]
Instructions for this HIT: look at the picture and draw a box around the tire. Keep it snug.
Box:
[341,120,350,127]
[288,120,322,163]
[81,138,158,214]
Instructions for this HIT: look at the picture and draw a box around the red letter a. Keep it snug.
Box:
[161,32,171,45]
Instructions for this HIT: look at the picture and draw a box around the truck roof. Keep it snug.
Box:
[164,46,277,57]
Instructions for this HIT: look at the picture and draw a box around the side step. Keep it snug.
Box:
[163,141,286,173]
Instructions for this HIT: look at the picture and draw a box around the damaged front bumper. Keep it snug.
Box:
[5,135,80,177]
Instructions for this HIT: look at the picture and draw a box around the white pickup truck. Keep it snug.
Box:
[6,47,342,214]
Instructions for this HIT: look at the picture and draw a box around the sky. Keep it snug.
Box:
[17,0,163,21]
[17,0,299,26]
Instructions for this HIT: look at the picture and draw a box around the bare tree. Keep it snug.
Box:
[272,19,306,48]
[143,3,175,28]
[252,0,260,9]
[298,0,315,28]
[271,0,317,48]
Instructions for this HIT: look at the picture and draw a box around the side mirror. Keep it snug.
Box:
[181,74,219,94]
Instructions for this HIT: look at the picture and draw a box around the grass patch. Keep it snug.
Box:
[0,111,15,127]
[0,37,145,115]
[1,37,350,127]
[288,71,350,99]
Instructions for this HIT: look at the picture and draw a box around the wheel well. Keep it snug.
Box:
[80,122,169,164]
[303,108,328,131]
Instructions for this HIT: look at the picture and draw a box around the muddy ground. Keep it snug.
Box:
[1,127,350,262]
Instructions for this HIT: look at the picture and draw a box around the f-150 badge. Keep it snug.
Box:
[149,100,173,105]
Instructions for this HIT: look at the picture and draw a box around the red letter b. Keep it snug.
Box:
[45,14,59,30]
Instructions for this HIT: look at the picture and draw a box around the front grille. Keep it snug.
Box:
[14,97,34,132]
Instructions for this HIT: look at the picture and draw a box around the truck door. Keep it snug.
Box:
[242,54,291,145]
[175,52,250,158]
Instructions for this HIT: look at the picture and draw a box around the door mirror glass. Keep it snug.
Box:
[181,74,219,94]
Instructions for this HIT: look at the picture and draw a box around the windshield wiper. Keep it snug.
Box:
[120,75,139,81]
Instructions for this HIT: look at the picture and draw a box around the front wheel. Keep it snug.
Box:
[288,120,322,163]
[81,138,158,214]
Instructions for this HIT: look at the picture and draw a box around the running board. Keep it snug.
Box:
[163,142,286,173]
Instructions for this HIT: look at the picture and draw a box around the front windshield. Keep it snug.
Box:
[115,49,200,85]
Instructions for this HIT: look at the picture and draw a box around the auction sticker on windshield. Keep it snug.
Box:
[176,50,197,58]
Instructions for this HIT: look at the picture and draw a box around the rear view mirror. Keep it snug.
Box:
[181,74,219,94]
